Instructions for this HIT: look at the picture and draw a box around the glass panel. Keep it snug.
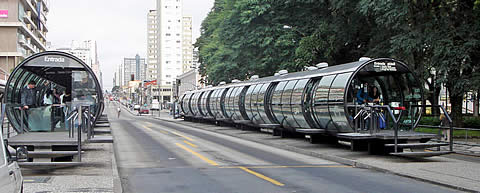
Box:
[272,81,287,124]
[245,85,255,120]
[0,137,5,166]
[291,79,310,128]
[220,88,229,118]
[224,88,234,118]
[313,75,335,129]
[329,73,352,132]
[281,80,298,127]
[232,87,243,120]
[251,84,263,123]
[206,90,214,117]
[257,83,270,124]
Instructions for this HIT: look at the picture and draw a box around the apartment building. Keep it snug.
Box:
[182,16,193,73]
[156,0,184,103]
[0,0,49,80]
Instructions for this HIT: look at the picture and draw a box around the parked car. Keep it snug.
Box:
[133,104,141,110]
[139,107,150,114]
[1,135,28,193]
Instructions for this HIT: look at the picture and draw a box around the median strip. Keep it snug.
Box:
[175,143,218,166]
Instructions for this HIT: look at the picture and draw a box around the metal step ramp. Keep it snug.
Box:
[27,151,82,158]
[384,142,450,148]
[19,162,83,169]
[390,151,453,158]
[386,142,452,157]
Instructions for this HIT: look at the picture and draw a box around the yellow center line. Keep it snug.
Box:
[219,165,350,169]
[238,166,284,186]
[170,131,195,141]
[176,143,218,166]
[183,140,198,148]
[23,179,34,182]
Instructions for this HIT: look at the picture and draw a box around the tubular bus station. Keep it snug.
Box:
[180,58,454,157]
[1,51,108,165]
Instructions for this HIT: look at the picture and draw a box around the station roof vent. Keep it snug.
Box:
[306,66,318,71]
[278,70,288,75]
[231,79,241,83]
[359,57,371,61]
[219,81,226,85]
[250,75,260,80]
[316,62,328,69]
[274,73,280,76]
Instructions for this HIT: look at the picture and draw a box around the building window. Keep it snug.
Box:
[166,82,171,85]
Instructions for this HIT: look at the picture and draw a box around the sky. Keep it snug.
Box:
[47,0,215,90]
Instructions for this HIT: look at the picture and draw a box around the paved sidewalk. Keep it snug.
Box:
[22,132,121,193]
[154,115,480,192]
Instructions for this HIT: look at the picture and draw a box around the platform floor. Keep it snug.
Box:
[338,130,438,140]
[7,131,87,146]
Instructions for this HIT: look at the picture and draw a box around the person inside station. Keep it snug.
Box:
[21,80,49,110]
[369,85,381,104]
[356,82,373,105]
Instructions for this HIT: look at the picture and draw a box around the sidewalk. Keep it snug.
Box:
[21,128,121,193]
[154,115,480,192]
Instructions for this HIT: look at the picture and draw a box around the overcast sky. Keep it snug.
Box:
[47,0,214,90]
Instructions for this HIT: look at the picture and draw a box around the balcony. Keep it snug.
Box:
[19,23,47,51]
[22,0,39,18]
[23,14,38,30]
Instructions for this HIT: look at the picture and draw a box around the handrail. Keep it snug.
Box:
[412,104,454,151]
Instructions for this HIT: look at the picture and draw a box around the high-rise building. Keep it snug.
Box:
[0,0,50,80]
[182,16,193,73]
[56,40,102,87]
[147,10,157,81]
[121,54,146,86]
[156,0,183,103]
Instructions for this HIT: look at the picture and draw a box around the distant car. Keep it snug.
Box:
[139,106,150,114]
[1,133,27,193]
[151,102,160,110]
[133,104,141,110]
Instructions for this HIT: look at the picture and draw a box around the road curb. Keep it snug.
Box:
[108,110,123,193]
[155,117,479,193]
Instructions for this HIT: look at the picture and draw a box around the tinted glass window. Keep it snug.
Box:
[281,80,298,127]
[245,85,256,120]
[272,81,287,124]
[291,79,310,128]
[313,75,335,129]
[329,73,352,132]
[257,83,270,124]
[0,137,5,166]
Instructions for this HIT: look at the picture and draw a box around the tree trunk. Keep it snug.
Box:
[449,93,464,127]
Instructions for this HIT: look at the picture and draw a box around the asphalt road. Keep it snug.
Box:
[108,104,461,193]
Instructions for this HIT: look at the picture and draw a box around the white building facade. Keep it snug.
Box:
[156,0,184,103]
[182,16,193,73]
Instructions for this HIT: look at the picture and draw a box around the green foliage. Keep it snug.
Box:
[463,117,480,129]
[419,116,441,126]
[196,0,480,125]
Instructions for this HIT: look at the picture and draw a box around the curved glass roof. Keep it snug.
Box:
[4,51,104,133]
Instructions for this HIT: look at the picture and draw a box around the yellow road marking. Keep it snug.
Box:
[160,130,169,134]
[146,122,153,126]
[183,140,197,148]
[219,165,350,169]
[176,143,218,166]
[170,131,194,141]
[238,166,284,186]
[23,179,34,182]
